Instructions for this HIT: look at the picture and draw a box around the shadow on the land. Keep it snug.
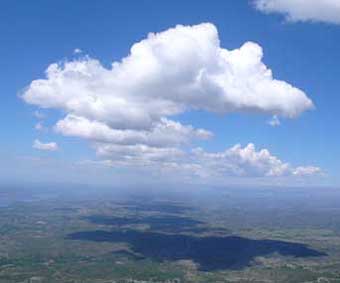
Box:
[67,229,326,271]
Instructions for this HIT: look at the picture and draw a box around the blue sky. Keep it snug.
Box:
[1,0,339,187]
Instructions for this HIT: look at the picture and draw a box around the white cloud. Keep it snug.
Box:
[55,114,212,147]
[191,143,292,177]
[94,143,321,179]
[293,166,322,176]
[34,122,49,132]
[73,48,82,54]
[22,23,320,181]
[23,23,313,129]
[95,144,185,166]
[254,0,340,24]
[267,115,281,127]
[33,139,59,151]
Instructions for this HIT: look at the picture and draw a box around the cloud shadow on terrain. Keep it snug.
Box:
[67,229,327,271]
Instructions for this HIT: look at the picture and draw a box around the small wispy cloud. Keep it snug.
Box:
[73,48,82,54]
[33,139,59,151]
[267,115,281,127]
[34,121,47,131]
[254,0,340,25]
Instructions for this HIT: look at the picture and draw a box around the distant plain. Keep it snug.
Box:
[0,185,340,282]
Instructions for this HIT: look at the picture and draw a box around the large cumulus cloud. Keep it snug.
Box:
[22,23,319,180]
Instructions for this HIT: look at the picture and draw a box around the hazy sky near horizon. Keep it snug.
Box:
[1,0,340,187]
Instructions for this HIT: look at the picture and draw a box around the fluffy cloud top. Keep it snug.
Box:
[255,0,340,24]
[22,23,319,180]
[23,23,313,128]
[33,139,58,151]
